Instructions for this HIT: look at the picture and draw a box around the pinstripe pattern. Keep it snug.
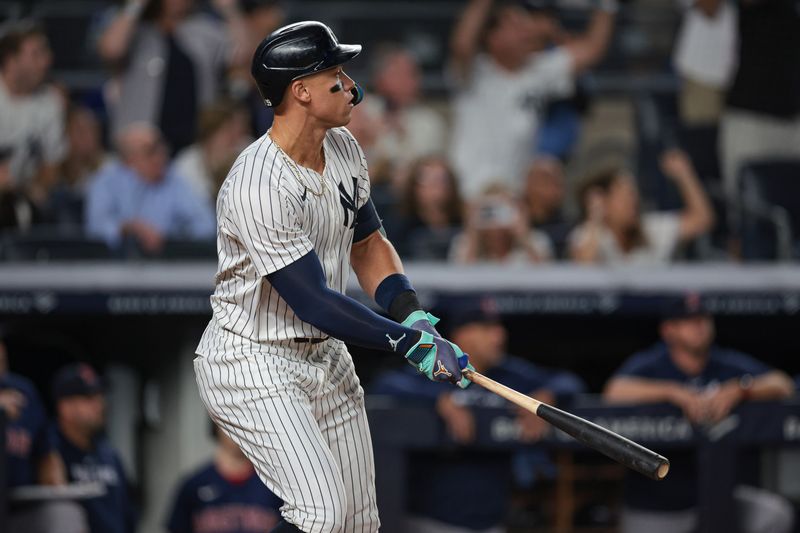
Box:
[194,127,379,532]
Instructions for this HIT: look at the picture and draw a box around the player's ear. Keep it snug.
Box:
[289,79,312,104]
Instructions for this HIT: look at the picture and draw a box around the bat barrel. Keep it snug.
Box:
[537,403,670,480]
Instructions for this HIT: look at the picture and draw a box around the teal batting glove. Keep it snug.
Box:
[401,310,440,336]
[404,331,473,389]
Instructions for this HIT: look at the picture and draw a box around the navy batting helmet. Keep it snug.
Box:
[251,21,362,108]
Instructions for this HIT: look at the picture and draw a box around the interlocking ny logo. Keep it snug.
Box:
[433,360,452,379]
[385,333,406,352]
[338,177,358,228]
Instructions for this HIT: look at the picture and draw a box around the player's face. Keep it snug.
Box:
[62,394,106,436]
[663,315,715,357]
[302,66,357,127]
[453,321,507,367]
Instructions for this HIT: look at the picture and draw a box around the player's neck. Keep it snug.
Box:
[269,117,327,173]
[670,347,709,376]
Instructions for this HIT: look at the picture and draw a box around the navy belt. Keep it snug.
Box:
[293,336,329,344]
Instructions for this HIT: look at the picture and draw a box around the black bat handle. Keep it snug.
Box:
[537,404,670,481]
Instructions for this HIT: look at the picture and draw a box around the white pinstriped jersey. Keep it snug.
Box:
[196,127,371,355]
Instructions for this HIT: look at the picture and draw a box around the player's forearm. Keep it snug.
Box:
[268,251,421,354]
[350,230,404,300]
[603,378,682,404]
[748,371,795,401]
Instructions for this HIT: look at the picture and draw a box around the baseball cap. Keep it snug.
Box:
[446,297,502,334]
[660,293,710,321]
[52,363,105,400]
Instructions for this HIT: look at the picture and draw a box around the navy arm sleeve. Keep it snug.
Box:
[353,198,382,243]
[266,250,421,353]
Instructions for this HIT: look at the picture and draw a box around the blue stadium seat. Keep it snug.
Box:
[738,159,800,261]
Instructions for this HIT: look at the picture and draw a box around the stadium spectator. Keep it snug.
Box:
[0,20,66,208]
[50,105,112,228]
[1,339,89,533]
[568,149,714,264]
[362,43,448,176]
[173,99,250,203]
[52,363,137,533]
[387,156,464,260]
[450,184,553,263]
[97,0,248,154]
[604,294,795,533]
[371,298,585,532]
[721,0,800,204]
[672,0,738,127]
[85,123,215,254]
[230,0,285,136]
[523,156,571,258]
[448,0,615,199]
[165,423,282,533]
[0,145,43,231]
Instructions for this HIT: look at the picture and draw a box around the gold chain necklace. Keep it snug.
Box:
[268,131,328,197]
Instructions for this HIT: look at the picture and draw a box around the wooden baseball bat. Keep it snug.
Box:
[463,369,670,481]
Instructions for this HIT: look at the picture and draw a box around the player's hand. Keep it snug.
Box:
[702,381,743,424]
[668,385,705,423]
[0,389,26,420]
[401,310,441,337]
[404,332,472,388]
[436,392,476,444]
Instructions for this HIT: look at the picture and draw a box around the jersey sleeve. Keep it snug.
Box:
[613,350,666,379]
[720,350,772,377]
[229,153,313,277]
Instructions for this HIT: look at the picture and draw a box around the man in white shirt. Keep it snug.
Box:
[448,0,615,200]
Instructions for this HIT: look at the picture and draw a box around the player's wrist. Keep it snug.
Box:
[375,273,426,322]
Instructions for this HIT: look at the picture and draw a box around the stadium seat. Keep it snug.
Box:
[738,159,800,261]
[0,228,112,261]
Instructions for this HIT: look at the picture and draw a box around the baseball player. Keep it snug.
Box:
[166,424,282,533]
[194,21,473,533]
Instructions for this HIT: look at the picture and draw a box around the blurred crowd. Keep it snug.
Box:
[0,0,796,262]
[2,294,799,532]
